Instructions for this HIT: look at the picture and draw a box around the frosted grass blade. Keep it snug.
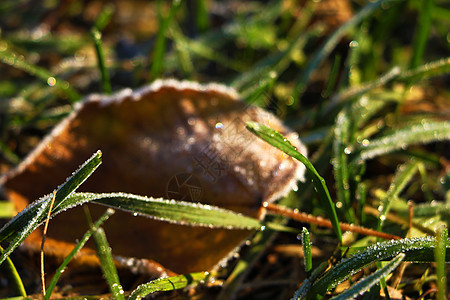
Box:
[301,227,312,275]
[329,253,405,300]
[90,193,262,229]
[333,106,354,222]
[307,237,450,299]
[377,160,420,232]
[0,151,102,265]
[44,208,115,299]
[352,120,450,162]
[129,272,212,300]
[246,121,342,243]
[93,227,124,300]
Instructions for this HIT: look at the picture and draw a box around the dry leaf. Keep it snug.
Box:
[2,79,306,274]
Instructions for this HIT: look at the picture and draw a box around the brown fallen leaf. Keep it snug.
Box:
[2,79,307,275]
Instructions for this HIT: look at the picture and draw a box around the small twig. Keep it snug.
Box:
[417,288,438,300]
[41,190,57,297]
[392,201,412,288]
[408,201,414,237]
[264,203,401,240]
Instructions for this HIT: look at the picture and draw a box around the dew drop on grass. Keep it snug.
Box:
[349,40,359,48]
[360,139,369,147]
[215,122,224,129]
[344,147,352,154]
[47,77,56,87]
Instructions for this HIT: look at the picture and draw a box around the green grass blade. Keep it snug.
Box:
[0,246,27,297]
[409,0,433,69]
[400,57,450,82]
[129,272,212,300]
[246,122,342,244]
[93,227,124,300]
[90,192,262,229]
[91,28,111,94]
[323,54,342,99]
[308,237,450,299]
[195,0,209,32]
[169,24,244,72]
[377,160,420,232]
[330,67,400,108]
[301,227,312,275]
[435,225,448,300]
[91,4,114,95]
[292,0,395,99]
[44,208,115,300]
[93,4,114,31]
[333,106,354,222]
[352,120,450,162]
[149,0,181,80]
[0,43,80,102]
[329,253,405,300]
[0,151,102,265]
[0,188,264,261]
[412,202,450,218]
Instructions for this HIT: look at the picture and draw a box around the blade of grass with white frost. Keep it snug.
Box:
[307,237,450,299]
[129,272,213,300]
[329,253,405,300]
[1,191,265,239]
[377,160,420,232]
[93,227,124,300]
[91,193,263,229]
[301,227,312,275]
[351,120,450,162]
[44,208,115,300]
[400,57,450,82]
[0,151,102,265]
[333,106,355,223]
[246,121,342,243]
